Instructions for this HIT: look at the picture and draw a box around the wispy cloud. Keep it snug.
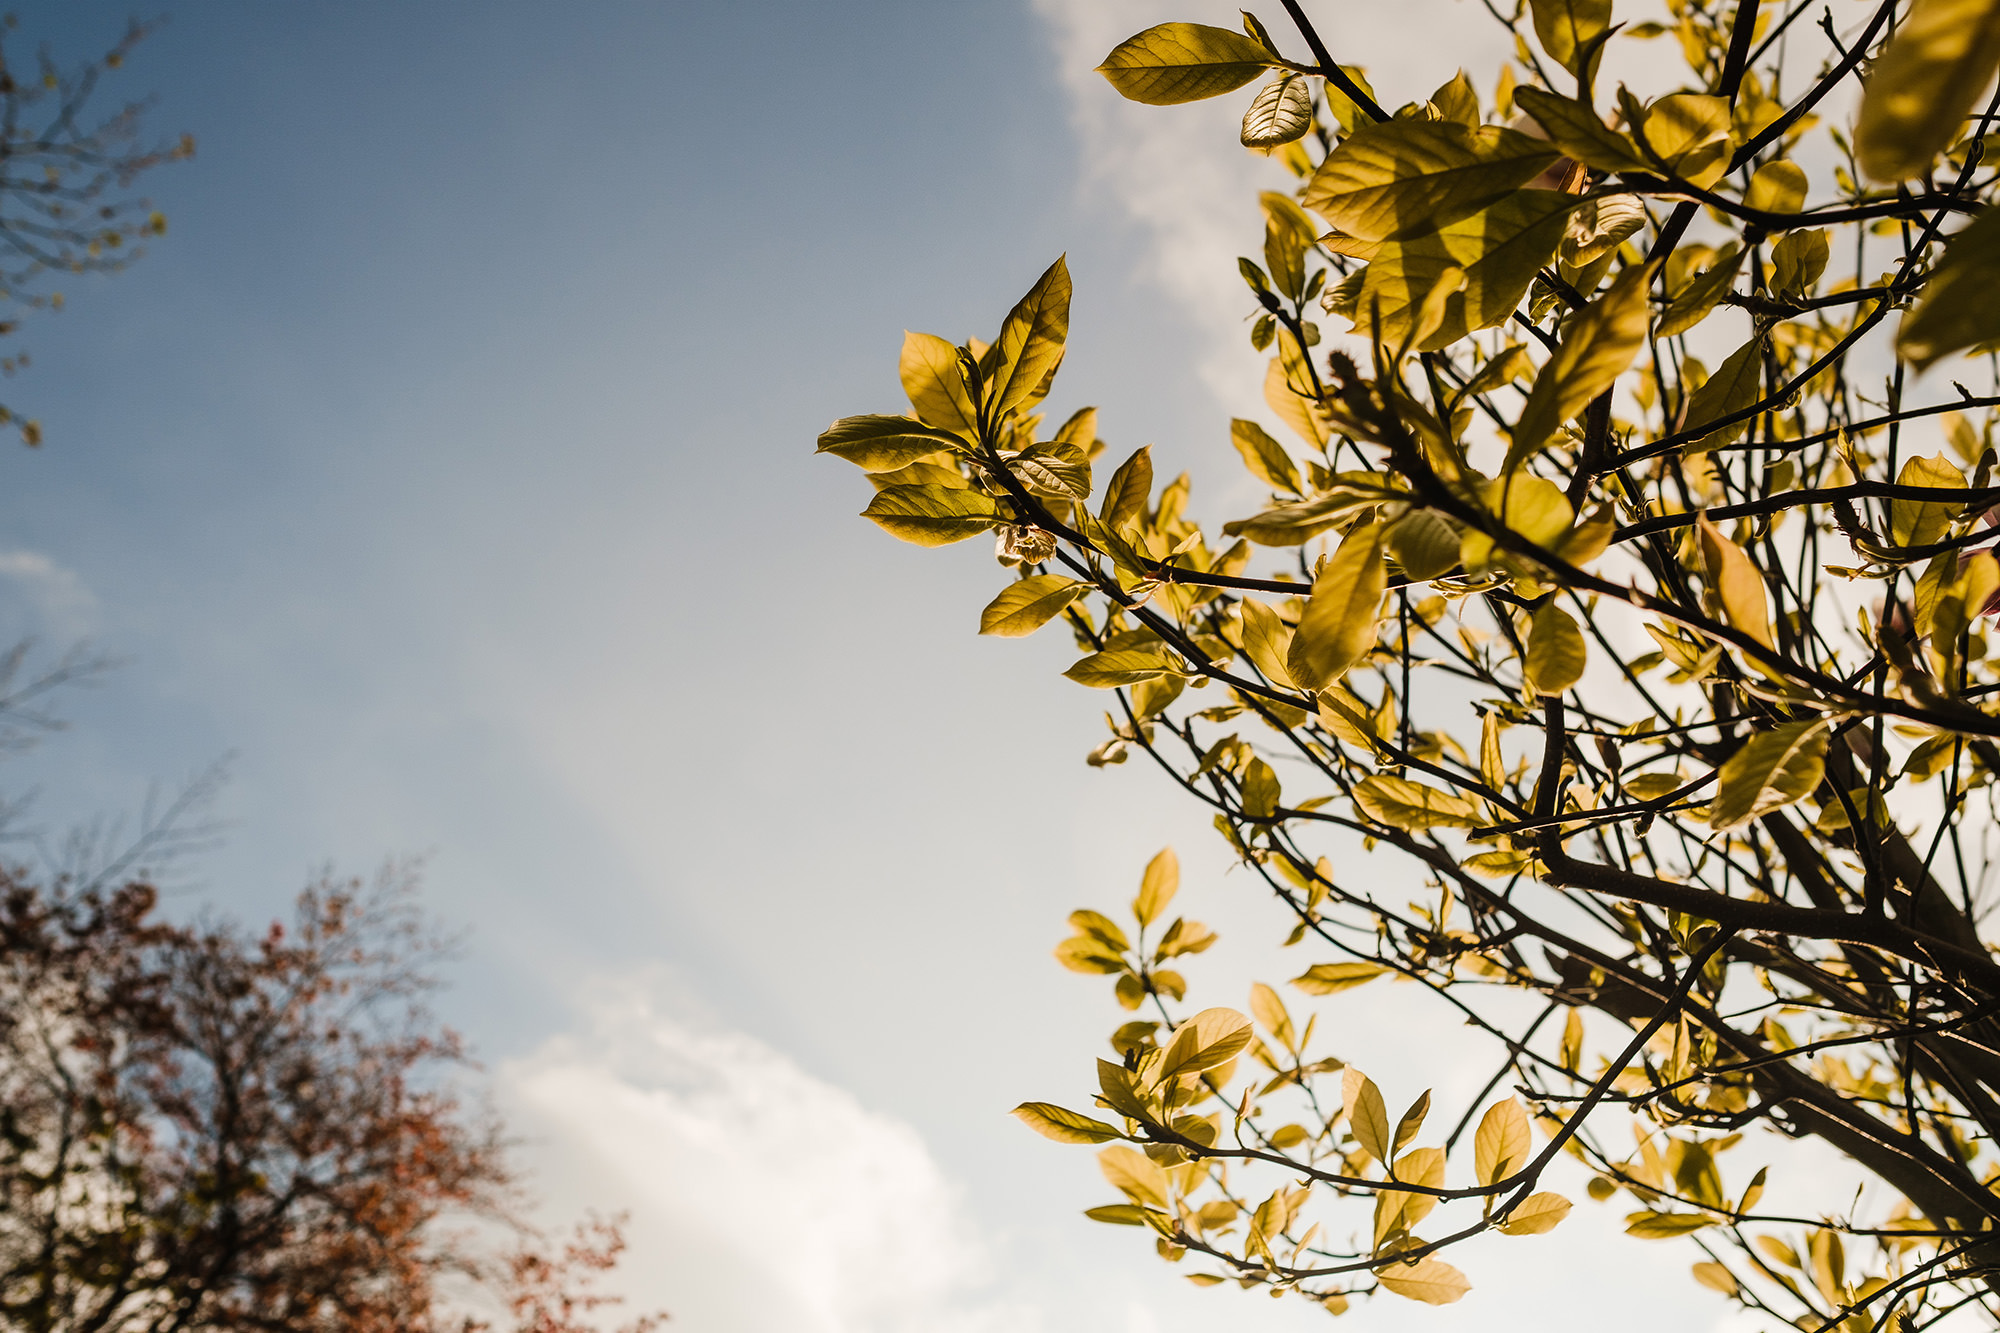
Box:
[498,976,1038,1333]
[0,549,97,639]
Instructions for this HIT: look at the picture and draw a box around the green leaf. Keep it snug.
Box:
[1681,334,1764,451]
[1065,648,1174,688]
[1506,261,1652,472]
[1889,453,1967,547]
[1697,513,1774,649]
[1528,0,1611,73]
[1099,444,1154,534]
[1708,720,1829,831]
[899,331,979,437]
[988,256,1072,418]
[1292,960,1389,994]
[1524,602,1588,696]
[1301,120,1560,243]
[1655,244,1743,339]
[1354,774,1481,829]
[862,483,999,546]
[1856,0,2000,182]
[1356,190,1578,351]
[1287,519,1389,691]
[1899,208,2000,370]
[1097,23,1273,105]
[1013,1102,1124,1144]
[1512,87,1649,172]
[816,414,966,471]
[979,575,1087,637]
[1231,418,1301,493]
[1626,1210,1717,1238]
[1242,71,1314,148]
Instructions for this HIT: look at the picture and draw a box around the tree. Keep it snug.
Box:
[0,16,193,445]
[0,865,664,1332]
[819,0,2000,1326]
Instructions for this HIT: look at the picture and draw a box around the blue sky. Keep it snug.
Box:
[6,3,1741,1330]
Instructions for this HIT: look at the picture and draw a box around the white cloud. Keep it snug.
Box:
[0,549,97,638]
[497,976,1038,1333]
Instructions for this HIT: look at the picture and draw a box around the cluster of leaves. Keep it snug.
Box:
[0,868,662,1332]
[0,16,192,445]
[820,0,2000,1326]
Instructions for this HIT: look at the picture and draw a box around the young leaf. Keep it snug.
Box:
[1343,1067,1391,1165]
[1353,774,1481,829]
[987,256,1072,417]
[1475,1099,1531,1186]
[1097,23,1273,106]
[1099,1144,1173,1209]
[1528,0,1611,74]
[1300,120,1560,242]
[979,575,1087,637]
[1696,514,1774,649]
[1013,1102,1125,1144]
[1287,519,1389,691]
[1239,597,1299,690]
[1231,418,1301,493]
[1356,190,1577,350]
[862,484,999,546]
[1506,261,1652,471]
[1375,1255,1472,1304]
[1099,445,1154,533]
[1681,335,1764,451]
[816,414,966,471]
[1525,602,1588,696]
[900,331,979,437]
[1497,1192,1573,1235]
[1899,207,2000,370]
[1134,847,1179,927]
[1292,960,1389,994]
[1391,1089,1431,1156]
[1513,86,1650,172]
[1855,0,2000,183]
[1064,649,1173,688]
[1241,71,1314,148]
[1708,720,1830,831]
[1158,1007,1255,1081]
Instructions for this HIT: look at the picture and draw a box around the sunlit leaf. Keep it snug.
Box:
[1300,119,1559,243]
[1013,1101,1125,1144]
[1287,519,1389,690]
[1375,1255,1472,1304]
[1899,208,2000,370]
[1097,23,1273,106]
[979,575,1087,637]
[1241,71,1314,148]
[1292,960,1390,994]
[1507,261,1652,471]
[816,414,966,471]
[862,483,998,545]
[1708,720,1829,830]
[1856,0,2000,182]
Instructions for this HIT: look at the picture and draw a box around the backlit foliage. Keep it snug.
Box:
[822,0,2000,1326]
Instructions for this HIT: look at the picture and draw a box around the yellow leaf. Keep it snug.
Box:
[1655,244,1743,340]
[1300,119,1559,243]
[1354,774,1481,829]
[1159,1007,1255,1082]
[862,483,999,546]
[1889,453,1967,548]
[1013,1102,1125,1144]
[1239,597,1299,689]
[816,414,967,471]
[1513,86,1650,172]
[1064,648,1173,688]
[1680,335,1764,450]
[1856,0,2000,182]
[1744,159,1807,214]
[1525,602,1588,696]
[1134,848,1179,927]
[1343,1067,1391,1165]
[1708,719,1830,830]
[1625,1210,1716,1238]
[1642,93,1732,188]
[1248,981,1293,1046]
[1287,519,1388,691]
[1696,513,1773,649]
[1373,1145,1446,1246]
[1497,1191,1572,1235]
[1356,191,1577,350]
[979,575,1087,636]
[1900,208,2000,369]
[899,331,978,437]
[1099,445,1153,534]
[1099,1145,1174,1209]
[1375,1255,1471,1304]
[1096,23,1273,106]
[1242,71,1314,148]
[1506,262,1652,472]
[1528,0,1610,73]
[1293,960,1390,994]
[1692,1261,1739,1295]
[987,256,1072,417]
[1388,509,1461,580]
[1474,1098,1531,1186]
[1265,348,1329,444]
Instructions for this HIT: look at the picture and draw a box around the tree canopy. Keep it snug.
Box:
[821,0,2000,1327]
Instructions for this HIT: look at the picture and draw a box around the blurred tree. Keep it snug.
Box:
[0,15,193,445]
[821,0,2000,1326]
[0,865,663,1332]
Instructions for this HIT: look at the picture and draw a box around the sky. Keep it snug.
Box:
[5,3,1762,1330]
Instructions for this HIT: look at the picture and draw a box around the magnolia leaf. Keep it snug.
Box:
[1300,119,1560,243]
[1513,86,1649,172]
[1697,513,1774,649]
[1771,228,1829,300]
[1528,0,1611,73]
[1354,774,1481,829]
[1239,597,1299,689]
[1498,1192,1573,1235]
[979,575,1087,637]
[1626,1210,1717,1238]
[1159,1007,1255,1081]
[816,414,966,471]
[863,483,999,546]
[900,331,979,437]
[1655,244,1743,339]
[1054,934,1125,974]
[1889,453,1968,548]
[1375,1255,1472,1305]
[1084,1203,1159,1226]
[1357,190,1577,350]
[1231,418,1301,493]
[1248,980,1293,1044]
[1013,1102,1125,1144]
[1507,261,1652,471]
[1293,960,1388,994]
[1134,847,1179,927]
[1288,519,1389,691]
[1388,509,1461,580]
[1560,193,1645,267]
[1708,720,1829,831]
[1099,445,1154,533]
[988,256,1072,418]
[1240,756,1282,818]
[1242,71,1314,147]
[1262,190,1319,301]
[1899,208,2000,371]
[1099,1144,1174,1209]
[1744,159,1807,214]
[1525,602,1588,696]
[1475,1098,1531,1186]
[1856,0,2000,182]
[1641,93,1732,188]
[1265,346,1330,444]
[1097,23,1273,106]
[1681,335,1764,451]
[1065,648,1174,688]
[1343,1067,1391,1164]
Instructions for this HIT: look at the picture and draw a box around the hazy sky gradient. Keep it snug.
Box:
[7,4,1744,1329]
